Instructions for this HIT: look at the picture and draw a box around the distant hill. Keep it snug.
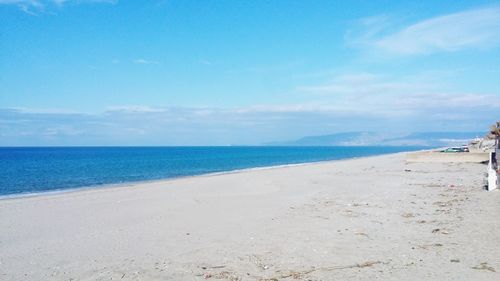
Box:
[264,132,484,147]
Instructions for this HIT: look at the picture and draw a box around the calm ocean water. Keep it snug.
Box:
[0,146,426,196]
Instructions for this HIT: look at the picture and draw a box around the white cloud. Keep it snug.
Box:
[0,0,35,3]
[43,125,84,137]
[133,59,160,65]
[0,0,117,14]
[300,73,421,95]
[1,95,498,146]
[349,6,500,55]
[393,92,500,109]
[10,107,89,114]
[299,72,500,118]
[105,105,166,113]
[300,73,438,97]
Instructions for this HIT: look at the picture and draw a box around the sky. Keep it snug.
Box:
[1,0,499,146]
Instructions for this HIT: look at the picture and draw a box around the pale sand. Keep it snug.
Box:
[1,153,499,280]
[406,151,489,163]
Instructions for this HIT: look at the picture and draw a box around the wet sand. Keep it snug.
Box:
[0,152,499,280]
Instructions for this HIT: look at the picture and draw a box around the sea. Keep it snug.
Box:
[0,146,427,197]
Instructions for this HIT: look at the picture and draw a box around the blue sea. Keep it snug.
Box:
[0,146,426,197]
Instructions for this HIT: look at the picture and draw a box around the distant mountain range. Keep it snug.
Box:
[264,132,485,147]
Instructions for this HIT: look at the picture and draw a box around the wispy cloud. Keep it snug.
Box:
[199,60,212,65]
[299,72,500,119]
[133,59,160,65]
[348,6,500,55]
[105,105,166,113]
[0,0,117,14]
[0,0,42,14]
[1,94,498,146]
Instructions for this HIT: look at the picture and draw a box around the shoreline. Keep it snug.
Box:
[3,149,495,280]
[0,148,428,201]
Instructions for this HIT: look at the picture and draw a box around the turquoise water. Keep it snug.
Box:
[0,146,426,196]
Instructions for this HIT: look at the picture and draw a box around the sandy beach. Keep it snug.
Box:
[1,152,499,280]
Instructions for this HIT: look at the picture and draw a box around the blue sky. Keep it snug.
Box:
[1,0,499,145]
